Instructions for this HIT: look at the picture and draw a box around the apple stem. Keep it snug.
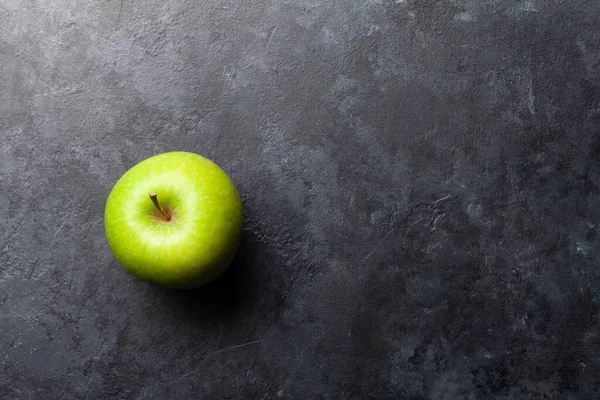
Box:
[149,192,171,221]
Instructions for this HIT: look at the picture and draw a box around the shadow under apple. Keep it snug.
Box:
[153,229,258,321]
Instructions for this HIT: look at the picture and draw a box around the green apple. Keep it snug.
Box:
[104,151,243,289]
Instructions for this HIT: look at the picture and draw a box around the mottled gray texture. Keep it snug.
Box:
[1,0,599,398]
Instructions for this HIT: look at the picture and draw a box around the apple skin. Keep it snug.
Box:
[104,151,243,289]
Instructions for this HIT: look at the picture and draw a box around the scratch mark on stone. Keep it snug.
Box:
[429,213,445,231]
[35,88,84,98]
[35,269,49,281]
[276,267,300,311]
[528,81,535,115]
[179,341,261,380]
[52,211,72,240]
[266,26,277,50]
[117,0,124,26]
[76,283,104,322]
[210,341,261,355]
[362,230,393,261]
[432,194,452,205]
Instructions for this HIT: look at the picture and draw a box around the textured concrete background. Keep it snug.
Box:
[1,0,600,398]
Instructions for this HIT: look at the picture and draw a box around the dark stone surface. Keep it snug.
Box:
[1,0,599,398]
